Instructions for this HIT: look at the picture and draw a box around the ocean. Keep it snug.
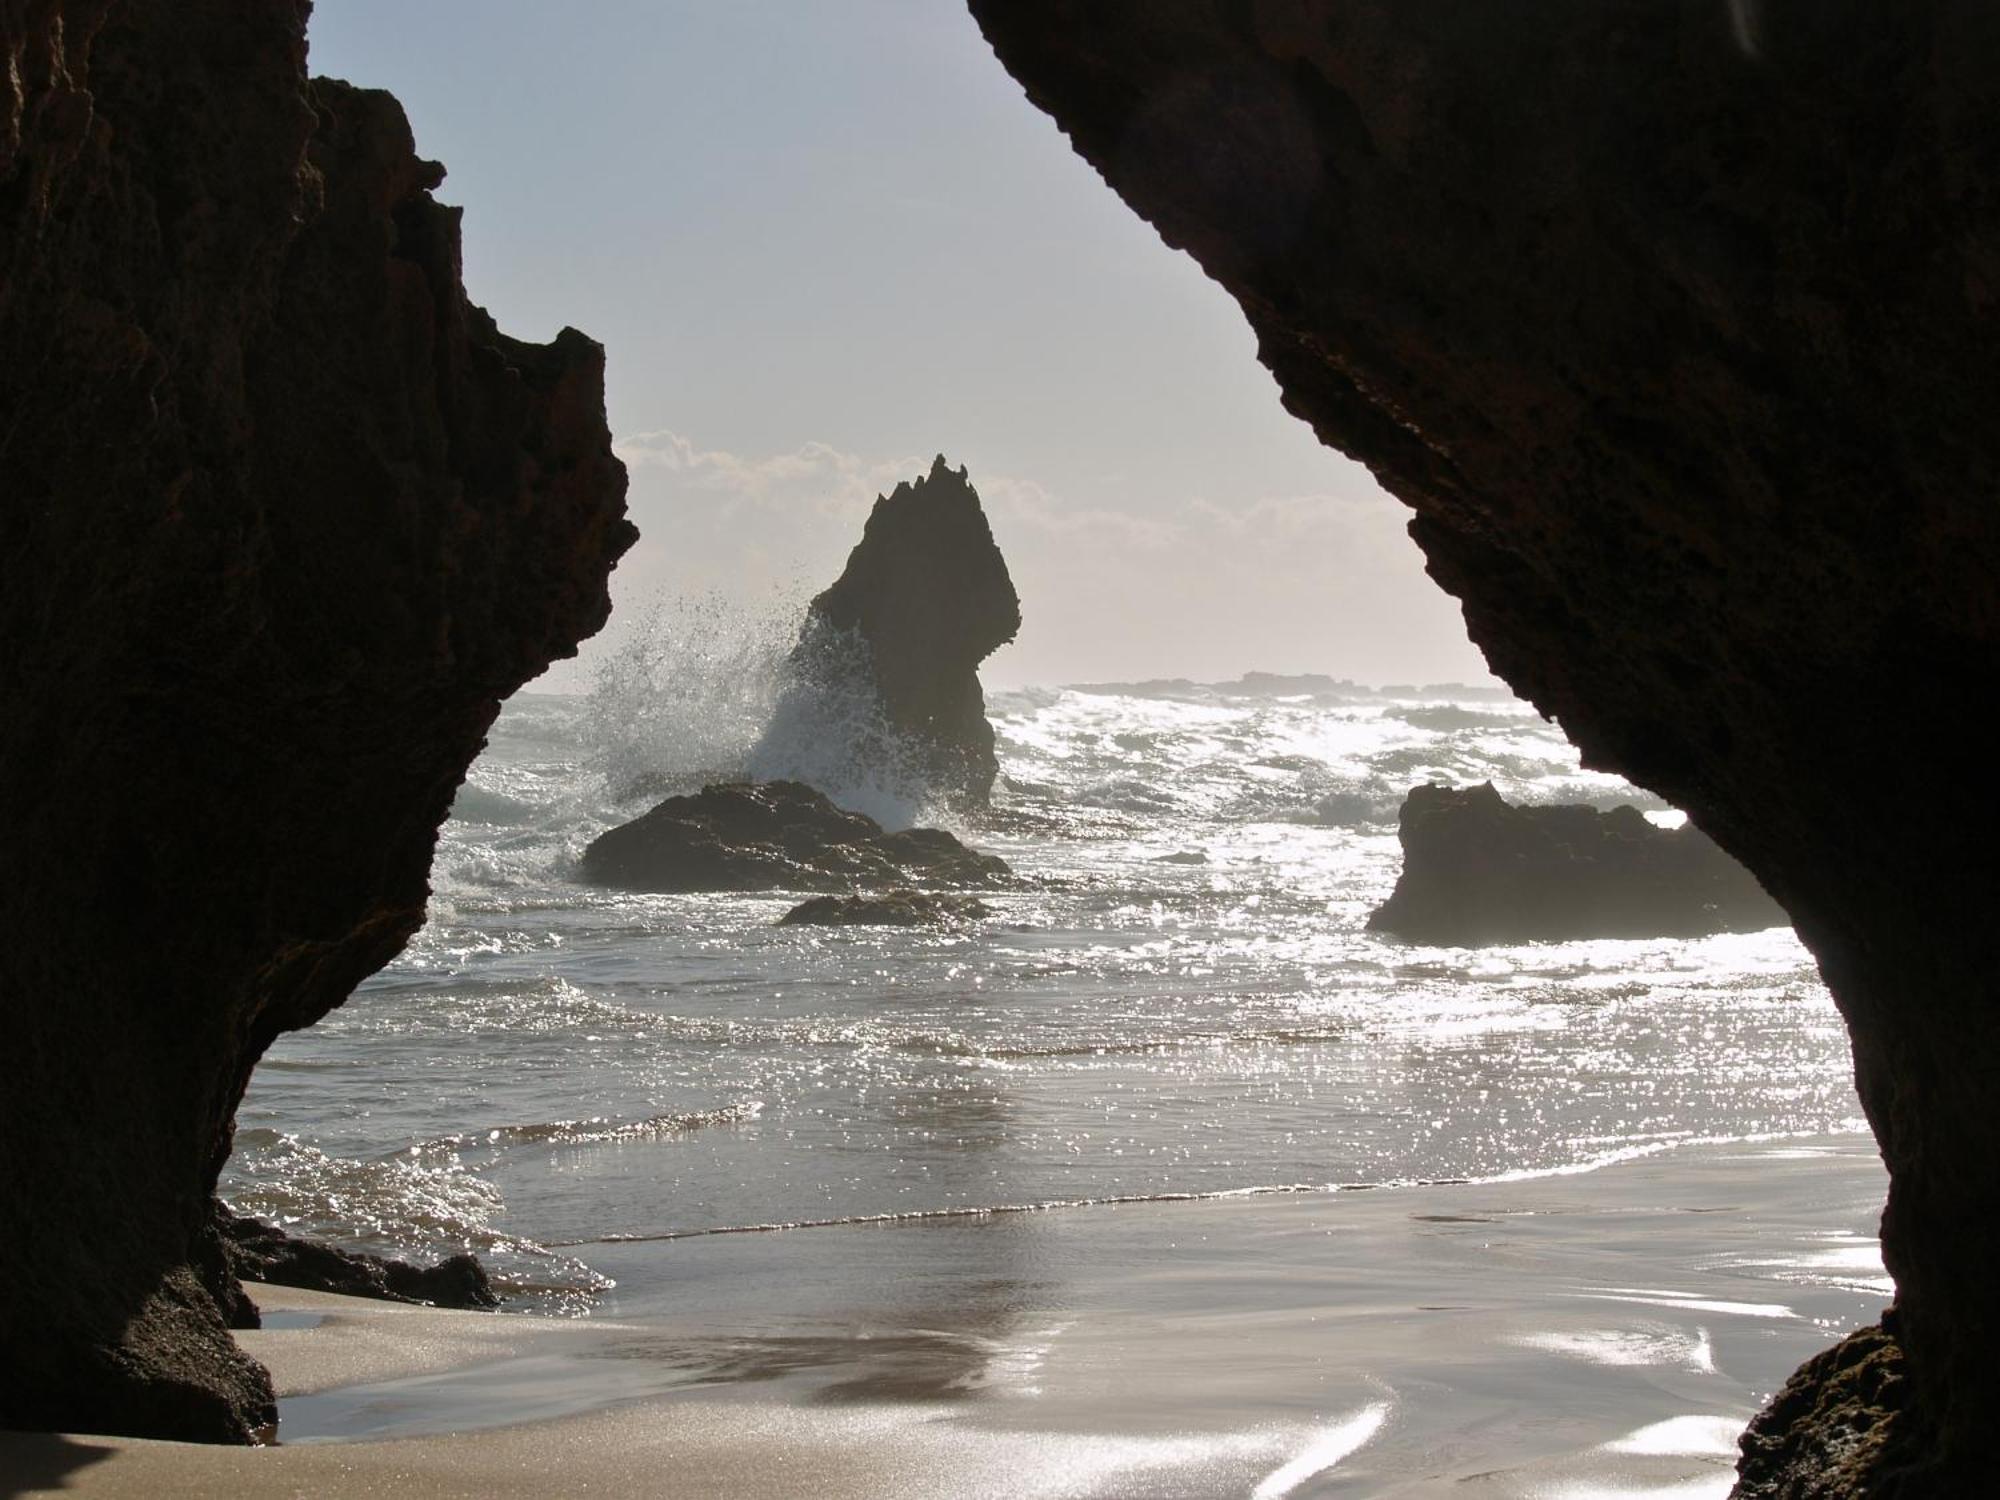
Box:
[220,640,1884,1491]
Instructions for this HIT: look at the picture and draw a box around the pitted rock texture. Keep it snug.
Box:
[1369,782,1787,944]
[970,3,2000,1491]
[797,455,1020,807]
[1735,1321,1914,1498]
[0,0,631,1441]
[579,780,1011,894]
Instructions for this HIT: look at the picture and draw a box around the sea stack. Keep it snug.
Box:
[971,4,2000,1490]
[1368,783,1788,945]
[0,2,631,1441]
[793,455,1020,808]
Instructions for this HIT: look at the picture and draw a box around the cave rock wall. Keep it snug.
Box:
[0,0,633,1440]
[969,3,2000,1493]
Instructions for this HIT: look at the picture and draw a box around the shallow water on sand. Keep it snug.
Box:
[221,676,1875,1490]
[254,1137,1884,1500]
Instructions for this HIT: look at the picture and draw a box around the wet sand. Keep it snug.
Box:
[3,1134,1886,1498]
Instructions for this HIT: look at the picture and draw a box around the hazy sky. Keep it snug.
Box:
[306,1,1496,691]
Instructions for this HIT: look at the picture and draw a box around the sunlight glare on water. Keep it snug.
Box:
[230,672,1861,1314]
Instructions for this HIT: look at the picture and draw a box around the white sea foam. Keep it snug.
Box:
[584,588,801,802]
[578,589,947,829]
[225,1128,610,1312]
[745,618,940,829]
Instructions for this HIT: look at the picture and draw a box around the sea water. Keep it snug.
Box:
[226,652,1865,1325]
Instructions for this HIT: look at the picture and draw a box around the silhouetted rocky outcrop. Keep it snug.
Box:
[792,455,1020,807]
[0,1,631,1442]
[1369,784,1786,945]
[1735,1323,1909,1499]
[579,781,1011,894]
[781,890,993,926]
[971,5,2000,1490]
[212,1204,499,1326]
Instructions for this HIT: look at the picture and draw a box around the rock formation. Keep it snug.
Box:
[968,4,2000,1491]
[212,1204,499,1325]
[579,781,1012,894]
[0,0,631,1443]
[780,890,994,927]
[1369,783,1788,945]
[1735,1323,1908,1499]
[780,455,1020,808]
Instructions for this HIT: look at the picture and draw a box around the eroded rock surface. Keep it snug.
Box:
[1735,1321,1913,1498]
[1369,783,1787,944]
[787,455,1020,807]
[0,0,631,1441]
[579,781,1011,894]
[780,890,994,927]
[970,3,2000,1490]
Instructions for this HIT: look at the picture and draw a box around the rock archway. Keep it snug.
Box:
[0,0,632,1439]
[969,3,2000,1493]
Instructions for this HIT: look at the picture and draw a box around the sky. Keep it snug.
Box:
[305,1,1496,692]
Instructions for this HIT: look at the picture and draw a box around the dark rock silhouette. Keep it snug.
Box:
[212,1204,499,1325]
[1735,1323,1907,1499]
[970,4,2000,1490]
[0,1,631,1443]
[794,455,1020,807]
[579,781,1011,894]
[1369,784,1787,945]
[780,890,994,926]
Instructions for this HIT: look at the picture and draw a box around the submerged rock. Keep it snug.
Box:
[211,1205,499,1325]
[1369,784,1787,945]
[0,0,629,1443]
[784,455,1020,807]
[578,781,1011,894]
[780,890,993,926]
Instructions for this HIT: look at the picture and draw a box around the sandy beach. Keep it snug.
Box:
[4,1133,1885,1499]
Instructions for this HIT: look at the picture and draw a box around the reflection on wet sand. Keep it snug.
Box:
[593,1315,1042,1406]
[590,1233,1053,1406]
[591,1075,1066,1405]
[268,1137,1884,1498]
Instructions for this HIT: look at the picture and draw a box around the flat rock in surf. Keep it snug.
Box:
[780,889,993,926]
[578,780,1011,894]
[210,1203,498,1325]
[1369,782,1788,944]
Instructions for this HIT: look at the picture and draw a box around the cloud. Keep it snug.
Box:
[613,430,1192,557]
[611,432,1421,579]
[560,428,1488,692]
[978,473,1185,551]
[613,430,922,521]
[1186,489,1408,539]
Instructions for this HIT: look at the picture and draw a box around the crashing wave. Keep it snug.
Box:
[746,619,941,830]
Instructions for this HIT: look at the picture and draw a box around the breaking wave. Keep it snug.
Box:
[583,590,944,830]
[226,1128,611,1314]
[584,589,801,803]
[746,618,941,829]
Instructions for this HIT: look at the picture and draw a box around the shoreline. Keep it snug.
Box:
[5,1131,1886,1498]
